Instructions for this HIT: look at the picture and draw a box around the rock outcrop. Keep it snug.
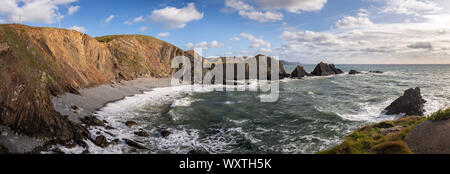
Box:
[311,62,343,76]
[384,87,427,116]
[0,24,186,144]
[290,66,310,78]
[349,70,362,75]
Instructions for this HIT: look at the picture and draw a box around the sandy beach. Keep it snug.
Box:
[0,78,172,153]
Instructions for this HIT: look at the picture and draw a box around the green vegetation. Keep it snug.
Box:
[428,108,450,121]
[317,116,426,154]
[95,35,126,43]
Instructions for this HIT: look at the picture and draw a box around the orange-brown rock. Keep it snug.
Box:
[0,24,186,143]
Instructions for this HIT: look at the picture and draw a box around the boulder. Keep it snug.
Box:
[290,66,310,78]
[158,129,172,138]
[384,87,427,116]
[80,116,105,127]
[94,135,109,148]
[125,121,138,128]
[349,70,362,75]
[123,139,148,149]
[311,62,343,76]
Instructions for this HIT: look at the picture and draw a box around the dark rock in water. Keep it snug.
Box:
[290,66,310,78]
[157,128,172,138]
[188,149,210,154]
[0,144,9,154]
[349,70,362,75]
[125,121,138,127]
[80,116,105,127]
[53,148,65,154]
[369,70,383,74]
[134,131,150,137]
[123,139,148,149]
[111,139,121,145]
[94,135,109,148]
[311,62,343,76]
[71,105,83,114]
[329,64,344,74]
[384,87,427,116]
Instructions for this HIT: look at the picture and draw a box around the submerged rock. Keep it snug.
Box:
[369,70,383,74]
[125,121,138,128]
[349,70,362,75]
[134,131,150,137]
[290,66,310,78]
[384,87,427,116]
[123,139,148,150]
[311,62,343,76]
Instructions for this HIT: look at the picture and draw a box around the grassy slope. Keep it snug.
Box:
[318,116,427,154]
[319,107,450,154]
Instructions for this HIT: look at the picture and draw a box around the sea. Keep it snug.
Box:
[57,64,450,154]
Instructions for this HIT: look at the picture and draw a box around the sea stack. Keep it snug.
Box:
[290,66,310,78]
[384,87,427,116]
[311,62,344,76]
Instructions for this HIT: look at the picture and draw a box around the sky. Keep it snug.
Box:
[1,0,450,64]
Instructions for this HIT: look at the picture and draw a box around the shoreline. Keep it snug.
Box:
[51,78,173,123]
[1,78,172,154]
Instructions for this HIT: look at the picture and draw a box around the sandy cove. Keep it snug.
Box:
[0,78,172,153]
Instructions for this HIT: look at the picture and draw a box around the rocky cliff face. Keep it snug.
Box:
[0,24,185,143]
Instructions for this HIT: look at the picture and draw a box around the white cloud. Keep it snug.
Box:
[157,32,170,37]
[240,33,271,48]
[68,25,87,33]
[381,0,441,16]
[336,15,373,28]
[0,0,78,24]
[124,16,145,24]
[238,10,283,22]
[67,5,80,16]
[139,26,148,32]
[185,41,224,50]
[150,3,203,29]
[254,0,328,13]
[225,0,283,22]
[230,37,240,41]
[105,15,115,23]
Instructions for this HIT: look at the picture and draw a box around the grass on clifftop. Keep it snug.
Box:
[429,108,450,121]
[317,116,426,154]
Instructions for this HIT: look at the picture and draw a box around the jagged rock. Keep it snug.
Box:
[0,24,185,144]
[125,121,138,127]
[111,139,121,145]
[134,131,149,137]
[384,87,427,116]
[290,66,310,78]
[94,135,109,148]
[349,70,362,75]
[311,62,343,76]
[123,139,148,149]
[80,116,105,127]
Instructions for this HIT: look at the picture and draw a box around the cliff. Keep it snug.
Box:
[0,24,185,144]
[0,24,288,146]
